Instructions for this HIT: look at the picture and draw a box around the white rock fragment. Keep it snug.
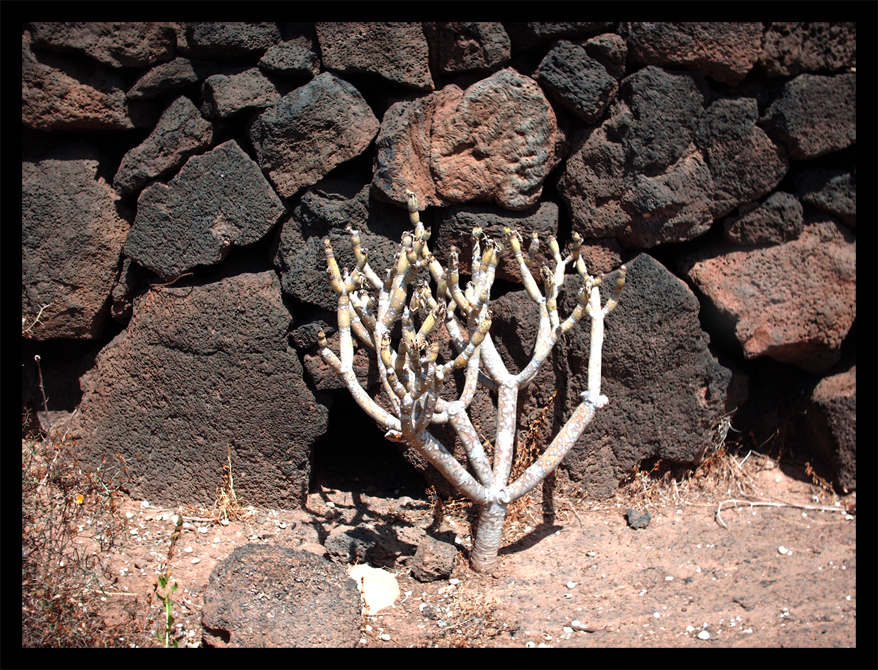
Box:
[697,630,711,640]
[778,546,789,555]
[348,564,400,615]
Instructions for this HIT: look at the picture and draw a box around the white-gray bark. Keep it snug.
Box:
[317,191,625,572]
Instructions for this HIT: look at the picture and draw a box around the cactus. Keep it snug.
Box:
[317,191,625,573]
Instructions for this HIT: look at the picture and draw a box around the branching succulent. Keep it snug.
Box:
[317,191,625,572]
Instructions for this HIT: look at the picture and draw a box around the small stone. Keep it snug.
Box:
[697,630,711,640]
[778,546,789,555]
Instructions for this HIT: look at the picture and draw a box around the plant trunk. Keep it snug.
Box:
[470,499,508,573]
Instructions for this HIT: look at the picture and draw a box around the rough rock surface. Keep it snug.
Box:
[274,180,410,312]
[29,22,177,69]
[423,22,510,75]
[805,367,856,490]
[374,68,557,211]
[535,40,618,123]
[22,31,156,131]
[23,142,130,340]
[76,271,329,508]
[249,72,380,199]
[722,192,804,246]
[201,544,361,647]
[125,139,285,279]
[682,215,856,374]
[761,73,857,160]
[559,66,789,247]
[113,95,214,198]
[625,22,763,85]
[316,22,433,90]
[759,22,856,78]
[796,169,856,227]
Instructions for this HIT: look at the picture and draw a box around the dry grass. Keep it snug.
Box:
[21,414,144,647]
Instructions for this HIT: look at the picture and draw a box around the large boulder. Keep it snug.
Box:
[76,271,329,508]
[202,544,361,648]
[22,142,129,340]
[373,68,557,211]
[125,139,285,280]
[682,215,856,374]
[249,72,380,199]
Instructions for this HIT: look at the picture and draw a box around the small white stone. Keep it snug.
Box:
[198,526,208,534]
[184,546,193,553]
[449,578,460,585]
[778,546,789,555]
[141,500,150,508]
[191,557,200,564]
[126,512,135,519]
[220,519,230,526]
[697,630,711,640]
[566,581,577,589]
[380,633,391,641]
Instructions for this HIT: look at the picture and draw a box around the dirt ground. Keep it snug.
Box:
[25,438,855,649]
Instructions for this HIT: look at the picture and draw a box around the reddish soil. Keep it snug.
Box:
[39,446,855,648]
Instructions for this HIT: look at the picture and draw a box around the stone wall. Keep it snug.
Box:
[22,22,856,508]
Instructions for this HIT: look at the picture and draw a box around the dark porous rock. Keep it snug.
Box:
[324,524,419,569]
[536,40,618,123]
[259,41,320,78]
[125,139,284,280]
[804,367,856,490]
[113,95,214,198]
[184,22,281,59]
[723,192,804,246]
[761,73,856,160]
[432,201,560,284]
[76,271,330,508]
[22,142,130,340]
[697,97,788,218]
[423,22,510,75]
[585,33,628,80]
[249,72,380,199]
[795,169,856,228]
[410,535,458,582]
[200,67,288,119]
[626,508,652,529]
[759,22,857,78]
[316,22,433,90]
[625,22,762,85]
[202,544,361,648]
[274,180,410,311]
[682,215,856,374]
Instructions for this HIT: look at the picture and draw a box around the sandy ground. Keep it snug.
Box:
[32,444,854,649]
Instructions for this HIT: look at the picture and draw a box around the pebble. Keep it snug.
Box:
[697,630,711,640]
[566,581,577,589]
[778,546,789,555]
[379,633,391,641]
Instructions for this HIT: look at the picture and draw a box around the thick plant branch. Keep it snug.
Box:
[316,190,625,572]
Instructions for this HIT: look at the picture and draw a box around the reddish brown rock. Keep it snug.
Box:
[125,140,285,279]
[22,31,155,131]
[113,96,214,198]
[375,69,557,211]
[760,22,856,78]
[316,22,433,90]
[761,73,856,160]
[432,69,556,211]
[805,367,856,490]
[76,271,330,508]
[626,22,763,85]
[29,22,178,68]
[682,216,856,374]
[259,41,320,78]
[23,142,129,340]
[249,72,380,199]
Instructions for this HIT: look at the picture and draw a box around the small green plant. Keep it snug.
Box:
[153,568,179,648]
